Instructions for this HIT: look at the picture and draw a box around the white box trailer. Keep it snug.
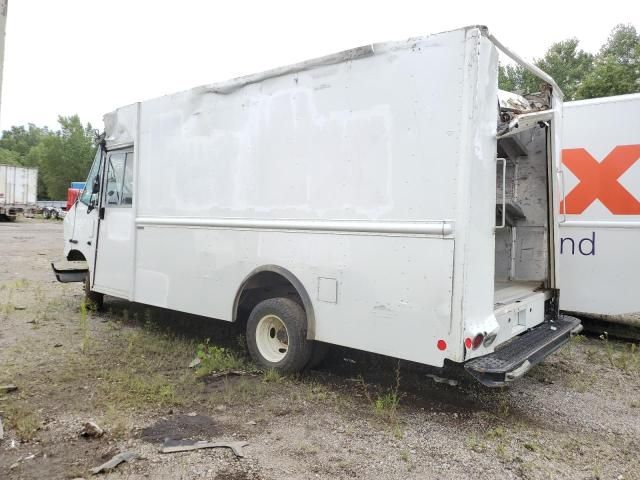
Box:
[559,93,640,323]
[54,26,580,386]
[0,164,38,220]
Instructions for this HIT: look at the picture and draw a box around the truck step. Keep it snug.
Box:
[464,315,581,387]
[51,260,88,283]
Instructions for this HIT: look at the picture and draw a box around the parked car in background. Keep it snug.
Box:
[40,182,85,219]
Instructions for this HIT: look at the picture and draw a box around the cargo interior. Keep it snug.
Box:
[493,96,553,326]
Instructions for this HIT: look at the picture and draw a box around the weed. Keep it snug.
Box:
[263,368,284,383]
[600,332,639,372]
[399,450,410,462]
[100,369,178,409]
[13,278,29,289]
[101,404,131,438]
[4,401,41,441]
[466,433,486,452]
[375,392,400,416]
[195,341,247,377]
[79,300,90,353]
[360,361,403,430]
[486,426,505,439]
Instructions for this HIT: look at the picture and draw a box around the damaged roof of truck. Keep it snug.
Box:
[103,25,563,149]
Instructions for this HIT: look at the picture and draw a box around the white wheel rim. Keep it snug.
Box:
[256,314,289,363]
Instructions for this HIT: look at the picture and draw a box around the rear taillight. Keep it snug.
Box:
[472,333,484,349]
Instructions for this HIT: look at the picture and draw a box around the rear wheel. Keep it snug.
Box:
[42,209,50,219]
[84,273,104,311]
[246,297,312,373]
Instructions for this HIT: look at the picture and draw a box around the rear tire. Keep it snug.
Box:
[84,273,104,311]
[42,209,50,219]
[246,297,312,373]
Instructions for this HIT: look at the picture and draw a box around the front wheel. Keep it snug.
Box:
[246,297,312,373]
[84,273,104,311]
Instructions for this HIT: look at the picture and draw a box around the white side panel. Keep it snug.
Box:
[0,165,38,205]
[0,165,6,205]
[130,28,473,366]
[27,169,38,204]
[136,227,455,366]
[559,94,640,315]
[13,167,25,204]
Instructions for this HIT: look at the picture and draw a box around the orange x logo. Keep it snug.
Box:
[561,145,640,215]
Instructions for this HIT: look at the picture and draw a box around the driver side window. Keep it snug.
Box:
[104,151,134,208]
[106,153,126,206]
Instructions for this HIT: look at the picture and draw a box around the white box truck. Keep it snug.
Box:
[559,93,640,326]
[53,26,580,386]
[0,164,38,220]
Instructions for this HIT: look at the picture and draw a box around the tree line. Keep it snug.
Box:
[0,115,95,200]
[499,24,639,99]
[0,24,638,200]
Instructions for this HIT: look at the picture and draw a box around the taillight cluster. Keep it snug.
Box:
[465,332,492,350]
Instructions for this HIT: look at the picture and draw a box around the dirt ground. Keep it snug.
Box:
[1,218,639,480]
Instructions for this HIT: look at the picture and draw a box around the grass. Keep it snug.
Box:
[263,368,285,383]
[600,332,639,372]
[2,400,41,441]
[195,341,248,377]
[358,361,403,436]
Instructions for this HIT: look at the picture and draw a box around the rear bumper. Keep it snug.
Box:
[51,260,88,283]
[464,315,582,387]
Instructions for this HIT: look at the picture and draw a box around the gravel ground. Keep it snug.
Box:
[0,218,639,480]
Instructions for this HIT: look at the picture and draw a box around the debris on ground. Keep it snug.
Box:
[159,439,249,458]
[426,374,459,387]
[208,370,249,378]
[188,357,201,368]
[80,421,104,438]
[0,384,17,393]
[0,416,3,440]
[245,420,257,426]
[89,451,139,475]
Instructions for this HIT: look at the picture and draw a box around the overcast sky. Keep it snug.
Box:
[1,0,638,131]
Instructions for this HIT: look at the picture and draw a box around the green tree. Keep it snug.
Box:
[39,115,96,199]
[499,38,593,100]
[0,124,50,164]
[0,148,22,165]
[576,24,640,99]
[535,39,593,100]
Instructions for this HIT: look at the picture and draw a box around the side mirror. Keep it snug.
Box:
[92,175,100,194]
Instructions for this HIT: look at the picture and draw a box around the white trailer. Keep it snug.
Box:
[559,93,640,324]
[53,26,580,386]
[0,164,38,220]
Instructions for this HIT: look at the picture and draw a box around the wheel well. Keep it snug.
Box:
[67,250,86,261]
[233,266,316,339]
